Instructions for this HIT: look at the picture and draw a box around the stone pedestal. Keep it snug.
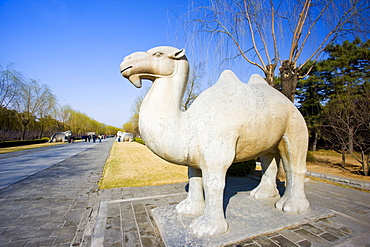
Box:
[152,192,333,246]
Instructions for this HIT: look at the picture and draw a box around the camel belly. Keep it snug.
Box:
[187,101,291,165]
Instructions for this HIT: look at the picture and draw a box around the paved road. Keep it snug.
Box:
[0,138,114,246]
[0,141,100,190]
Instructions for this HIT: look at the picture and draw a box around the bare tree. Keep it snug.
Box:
[182,62,205,110]
[0,64,24,109]
[36,87,57,138]
[185,0,370,101]
[55,104,72,131]
[321,90,370,175]
[123,86,150,137]
[14,79,56,140]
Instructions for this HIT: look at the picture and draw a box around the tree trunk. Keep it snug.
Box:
[348,126,354,153]
[39,128,44,139]
[311,128,318,152]
[366,154,370,176]
[21,119,30,140]
[341,147,346,168]
[39,122,45,139]
[21,124,27,140]
[279,60,299,102]
[265,64,276,86]
[361,151,370,176]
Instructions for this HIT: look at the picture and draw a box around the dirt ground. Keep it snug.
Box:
[306,153,370,183]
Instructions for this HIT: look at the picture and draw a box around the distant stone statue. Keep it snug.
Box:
[116,131,133,142]
[49,131,72,143]
[120,46,310,237]
[122,132,134,142]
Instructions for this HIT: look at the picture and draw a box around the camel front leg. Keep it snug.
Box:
[189,167,228,237]
[176,167,205,215]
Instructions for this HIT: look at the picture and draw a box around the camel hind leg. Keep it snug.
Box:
[250,153,280,199]
[275,121,310,213]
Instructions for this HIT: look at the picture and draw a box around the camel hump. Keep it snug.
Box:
[248,74,269,85]
[216,70,243,86]
[217,71,269,86]
[220,69,239,79]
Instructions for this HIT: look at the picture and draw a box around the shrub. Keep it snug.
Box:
[306,151,316,162]
[134,137,145,145]
[227,160,256,176]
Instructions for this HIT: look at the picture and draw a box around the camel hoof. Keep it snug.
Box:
[176,198,204,215]
[250,184,279,199]
[189,215,228,237]
[275,196,310,214]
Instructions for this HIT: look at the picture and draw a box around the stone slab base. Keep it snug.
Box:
[152,192,334,247]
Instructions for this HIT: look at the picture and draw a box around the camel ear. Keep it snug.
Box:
[169,49,185,60]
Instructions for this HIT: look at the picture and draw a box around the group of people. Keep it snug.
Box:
[81,134,106,143]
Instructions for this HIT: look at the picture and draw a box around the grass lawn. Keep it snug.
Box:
[99,142,189,189]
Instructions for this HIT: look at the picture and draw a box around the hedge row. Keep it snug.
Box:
[0,138,49,148]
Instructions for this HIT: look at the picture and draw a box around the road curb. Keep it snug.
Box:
[306,171,370,189]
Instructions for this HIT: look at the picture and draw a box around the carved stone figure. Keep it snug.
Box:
[116,131,123,142]
[49,130,72,142]
[116,131,134,142]
[120,46,310,237]
[122,132,134,142]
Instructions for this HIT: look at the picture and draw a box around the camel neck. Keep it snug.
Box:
[138,65,190,164]
[140,60,188,121]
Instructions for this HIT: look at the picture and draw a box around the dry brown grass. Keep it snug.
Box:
[307,150,370,183]
[99,142,189,189]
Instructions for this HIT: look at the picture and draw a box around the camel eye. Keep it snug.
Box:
[153,52,164,57]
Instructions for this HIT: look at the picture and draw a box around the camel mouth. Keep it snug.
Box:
[128,74,142,88]
[120,66,132,74]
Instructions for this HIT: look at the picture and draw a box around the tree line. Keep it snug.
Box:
[0,65,120,141]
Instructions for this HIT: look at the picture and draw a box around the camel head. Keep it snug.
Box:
[120,46,188,88]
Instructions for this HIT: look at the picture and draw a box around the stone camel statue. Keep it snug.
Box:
[120,46,310,237]
[49,130,72,142]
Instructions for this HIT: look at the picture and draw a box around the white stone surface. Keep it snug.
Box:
[152,193,333,246]
[120,46,310,237]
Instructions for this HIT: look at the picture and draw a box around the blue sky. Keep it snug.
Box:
[0,0,190,128]
[3,0,362,128]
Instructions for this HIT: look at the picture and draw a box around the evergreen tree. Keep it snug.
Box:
[297,38,369,151]
[320,38,370,97]
[299,38,369,174]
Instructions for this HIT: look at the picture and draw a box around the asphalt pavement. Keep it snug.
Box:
[0,141,101,190]
[0,139,113,246]
[0,139,369,247]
